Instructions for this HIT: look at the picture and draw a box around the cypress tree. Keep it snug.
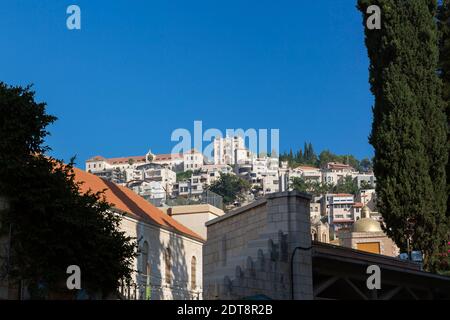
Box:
[438,0,450,244]
[358,0,449,270]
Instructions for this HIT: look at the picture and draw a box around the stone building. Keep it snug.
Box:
[73,168,205,300]
[338,206,399,257]
[0,169,205,300]
[203,191,313,300]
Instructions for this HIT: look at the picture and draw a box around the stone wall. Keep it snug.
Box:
[203,191,313,300]
[120,214,204,300]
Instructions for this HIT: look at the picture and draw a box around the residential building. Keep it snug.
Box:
[321,193,360,238]
[321,162,356,185]
[356,188,377,212]
[213,136,251,165]
[183,149,204,172]
[291,165,322,183]
[200,164,233,184]
[353,173,376,189]
[173,175,206,197]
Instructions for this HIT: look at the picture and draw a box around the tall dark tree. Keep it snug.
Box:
[358,0,449,270]
[438,0,450,247]
[438,0,450,274]
[0,83,136,298]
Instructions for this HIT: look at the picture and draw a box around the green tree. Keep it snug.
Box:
[176,170,193,182]
[208,173,250,206]
[358,0,449,270]
[438,0,450,274]
[290,177,309,194]
[332,176,359,196]
[290,177,334,197]
[360,158,373,172]
[0,83,136,298]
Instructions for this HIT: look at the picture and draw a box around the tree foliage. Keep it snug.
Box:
[280,143,372,172]
[290,176,361,197]
[358,0,449,270]
[438,0,450,275]
[0,82,136,298]
[208,173,251,206]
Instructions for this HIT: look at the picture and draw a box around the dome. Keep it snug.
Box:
[353,218,382,233]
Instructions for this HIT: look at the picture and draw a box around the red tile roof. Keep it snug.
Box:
[154,153,183,161]
[73,168,204,242]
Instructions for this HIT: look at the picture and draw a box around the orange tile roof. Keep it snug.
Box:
[154,153,183,161]
[73,168,204,242]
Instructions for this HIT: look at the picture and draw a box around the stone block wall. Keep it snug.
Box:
[203,191,313,300]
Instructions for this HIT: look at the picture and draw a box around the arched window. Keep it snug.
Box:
[322,233,327,243]
[191,256,197,289]
[165,248,172,284]
[311,230,318,241]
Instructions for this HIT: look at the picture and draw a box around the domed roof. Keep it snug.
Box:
[353,218,382,233]
[353,205,382,233]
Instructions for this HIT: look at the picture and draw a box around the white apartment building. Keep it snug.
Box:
[200,164,233,184]
[353,173,376,188]
[290,165,322,183]
[86,155,147,173]
[173,175,206,197]
[321,162,357,185]
[213,136,251,165]
[321,193,364,238]
[356,188,377,212]
[183,149,204,172]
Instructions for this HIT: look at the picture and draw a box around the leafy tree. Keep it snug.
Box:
[0,83,136,298]
[360,180,375,190]
[176,170,193,182]
[208,173,251,206]
[360,158,373,172]
[332,176,359,196]
[290,177,335,197]
[358,0,449,270]
[290,177,309,194]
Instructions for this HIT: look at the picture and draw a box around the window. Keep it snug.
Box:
[165,248,172,284]
[191,256,197,289]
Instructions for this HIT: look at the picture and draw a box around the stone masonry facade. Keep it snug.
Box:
[203,191,313,300]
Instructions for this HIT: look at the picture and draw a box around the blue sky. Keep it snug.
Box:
[0,0,373,166]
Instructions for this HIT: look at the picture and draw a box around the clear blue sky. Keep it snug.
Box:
[0,0,374,166]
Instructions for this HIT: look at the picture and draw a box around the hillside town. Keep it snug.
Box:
[1,0,450,303]
[84,136,398,254]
